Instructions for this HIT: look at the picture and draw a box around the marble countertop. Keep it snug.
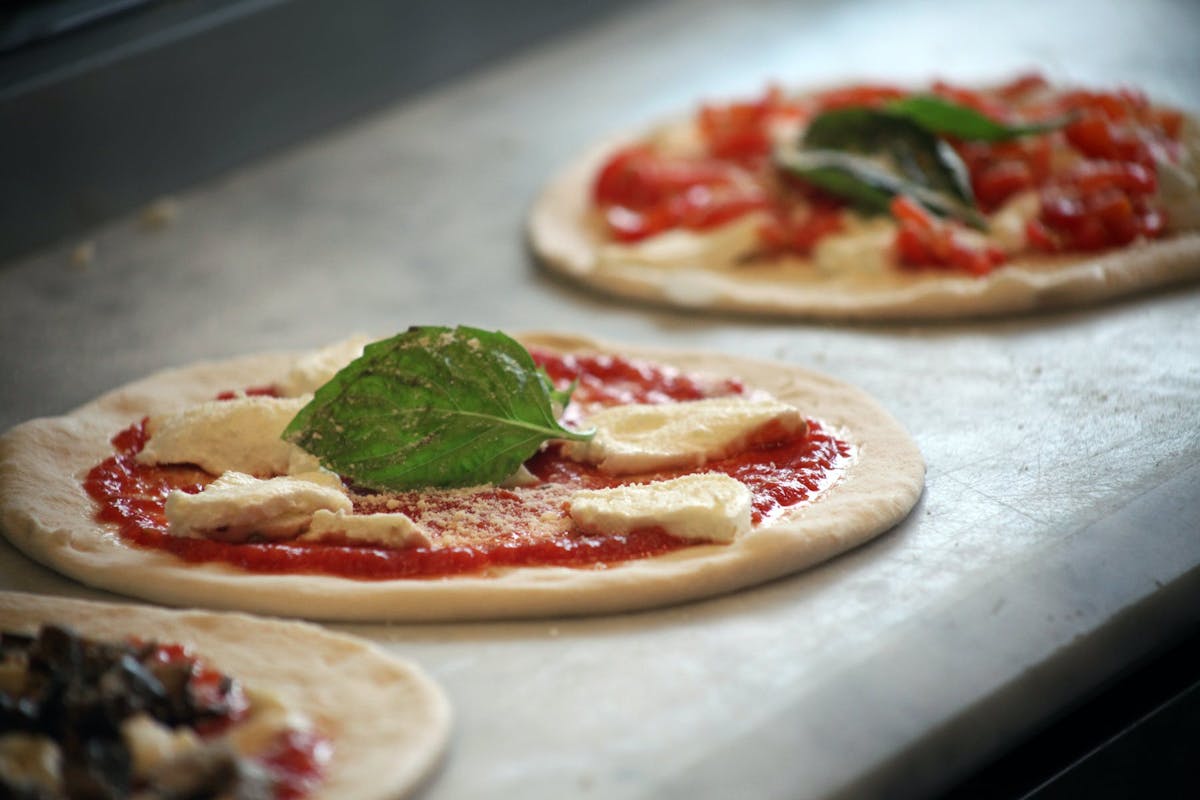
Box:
[2,0,1199,797]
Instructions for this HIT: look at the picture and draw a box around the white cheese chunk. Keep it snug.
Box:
[812,215,894,275]
[569,473,751,542]
[563,396,805,475]
[599,213,765,270]
[226,689,312,756]
[1158,119,1200,232]
[164,471,351,541]
[121,715,201,778]
[137,395,310,477]
[988,190,1041,251]
[300,509,431,548]
[0,659,25,693]
[499,464,540,488]
[276,334,373,397]
[0,734,61,793]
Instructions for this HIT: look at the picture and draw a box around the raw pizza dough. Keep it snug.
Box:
[0,333,924,621]
[0,590,451,800]
[529,98,1200,321]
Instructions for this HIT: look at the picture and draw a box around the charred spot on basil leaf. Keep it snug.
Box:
[802,107,976,205]
[886,95,1072,142]
[284,326,593,492]
[775,149,987,230]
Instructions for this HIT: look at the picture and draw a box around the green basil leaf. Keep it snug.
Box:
[775,148,987,230]
[887,95,1071,142]
[283,325,592,491]
[802,107,975,205]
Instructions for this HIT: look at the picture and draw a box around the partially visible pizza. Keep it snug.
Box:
[0,591,450,799]
[0,327,923,621]
[530,73,1200,319]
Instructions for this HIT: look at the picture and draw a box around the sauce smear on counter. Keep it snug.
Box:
[84,350,852,578]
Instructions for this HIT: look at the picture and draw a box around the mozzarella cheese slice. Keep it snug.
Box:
[164,471,351,541]
[0,734,60,793]
[225,689,314,757]
[121,715,202,778]
[562,396,805,475]
[599,214,765,270]
[569,473,751,543]
[300,509,431,548]
[138,395,311,477]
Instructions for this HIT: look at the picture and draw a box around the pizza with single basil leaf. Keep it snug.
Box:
[0,327,923,621]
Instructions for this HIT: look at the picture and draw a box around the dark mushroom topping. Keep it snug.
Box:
[1,625,276,800]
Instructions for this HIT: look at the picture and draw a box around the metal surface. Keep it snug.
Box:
[0,0,641,262]
[1,0,1199,797]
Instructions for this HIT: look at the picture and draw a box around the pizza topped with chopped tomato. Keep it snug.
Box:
[530,73,1200,319]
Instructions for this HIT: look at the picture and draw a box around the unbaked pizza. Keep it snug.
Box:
[0,327,923,621]
[530,73,1200,319]
[0,591,449,799]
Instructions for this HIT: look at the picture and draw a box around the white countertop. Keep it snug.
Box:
[2,0,1199,797]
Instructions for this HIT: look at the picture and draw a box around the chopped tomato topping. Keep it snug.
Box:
[697,85,801,163]
[1065,112,1156,167]
[591,76,1185,272]
[260,729,332,800]
[890,196,1006,275]
[593,146,769,242]
[593,146,739,208]
[995,72,1050,101]
[601,186,770,243]
[955,136,1053,212]
[809,83,907,112]
[1022,218,1054,251]
[974,159,1036,211]
[1033,159,1163,252]
[758,200,846,256]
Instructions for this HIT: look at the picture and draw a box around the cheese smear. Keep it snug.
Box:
[0,734,61,793]
[300,509,431,548]
[563,396,805,475]
[164,471,351,541]
[225,689,313,756]
[569,473,752,542]
[137,395,311,477]
[121,715,201,778]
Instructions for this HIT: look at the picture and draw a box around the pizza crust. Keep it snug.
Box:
[0,591,451,800]
[529,128,1200,321]
[0,334,924,621]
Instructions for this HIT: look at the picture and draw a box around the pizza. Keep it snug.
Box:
[529,72,1200,319]
[0,591,450,799]
[0,327,923,621]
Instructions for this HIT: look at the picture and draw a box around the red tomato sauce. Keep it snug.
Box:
[259,729,332,800]
[83,351,852,579]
